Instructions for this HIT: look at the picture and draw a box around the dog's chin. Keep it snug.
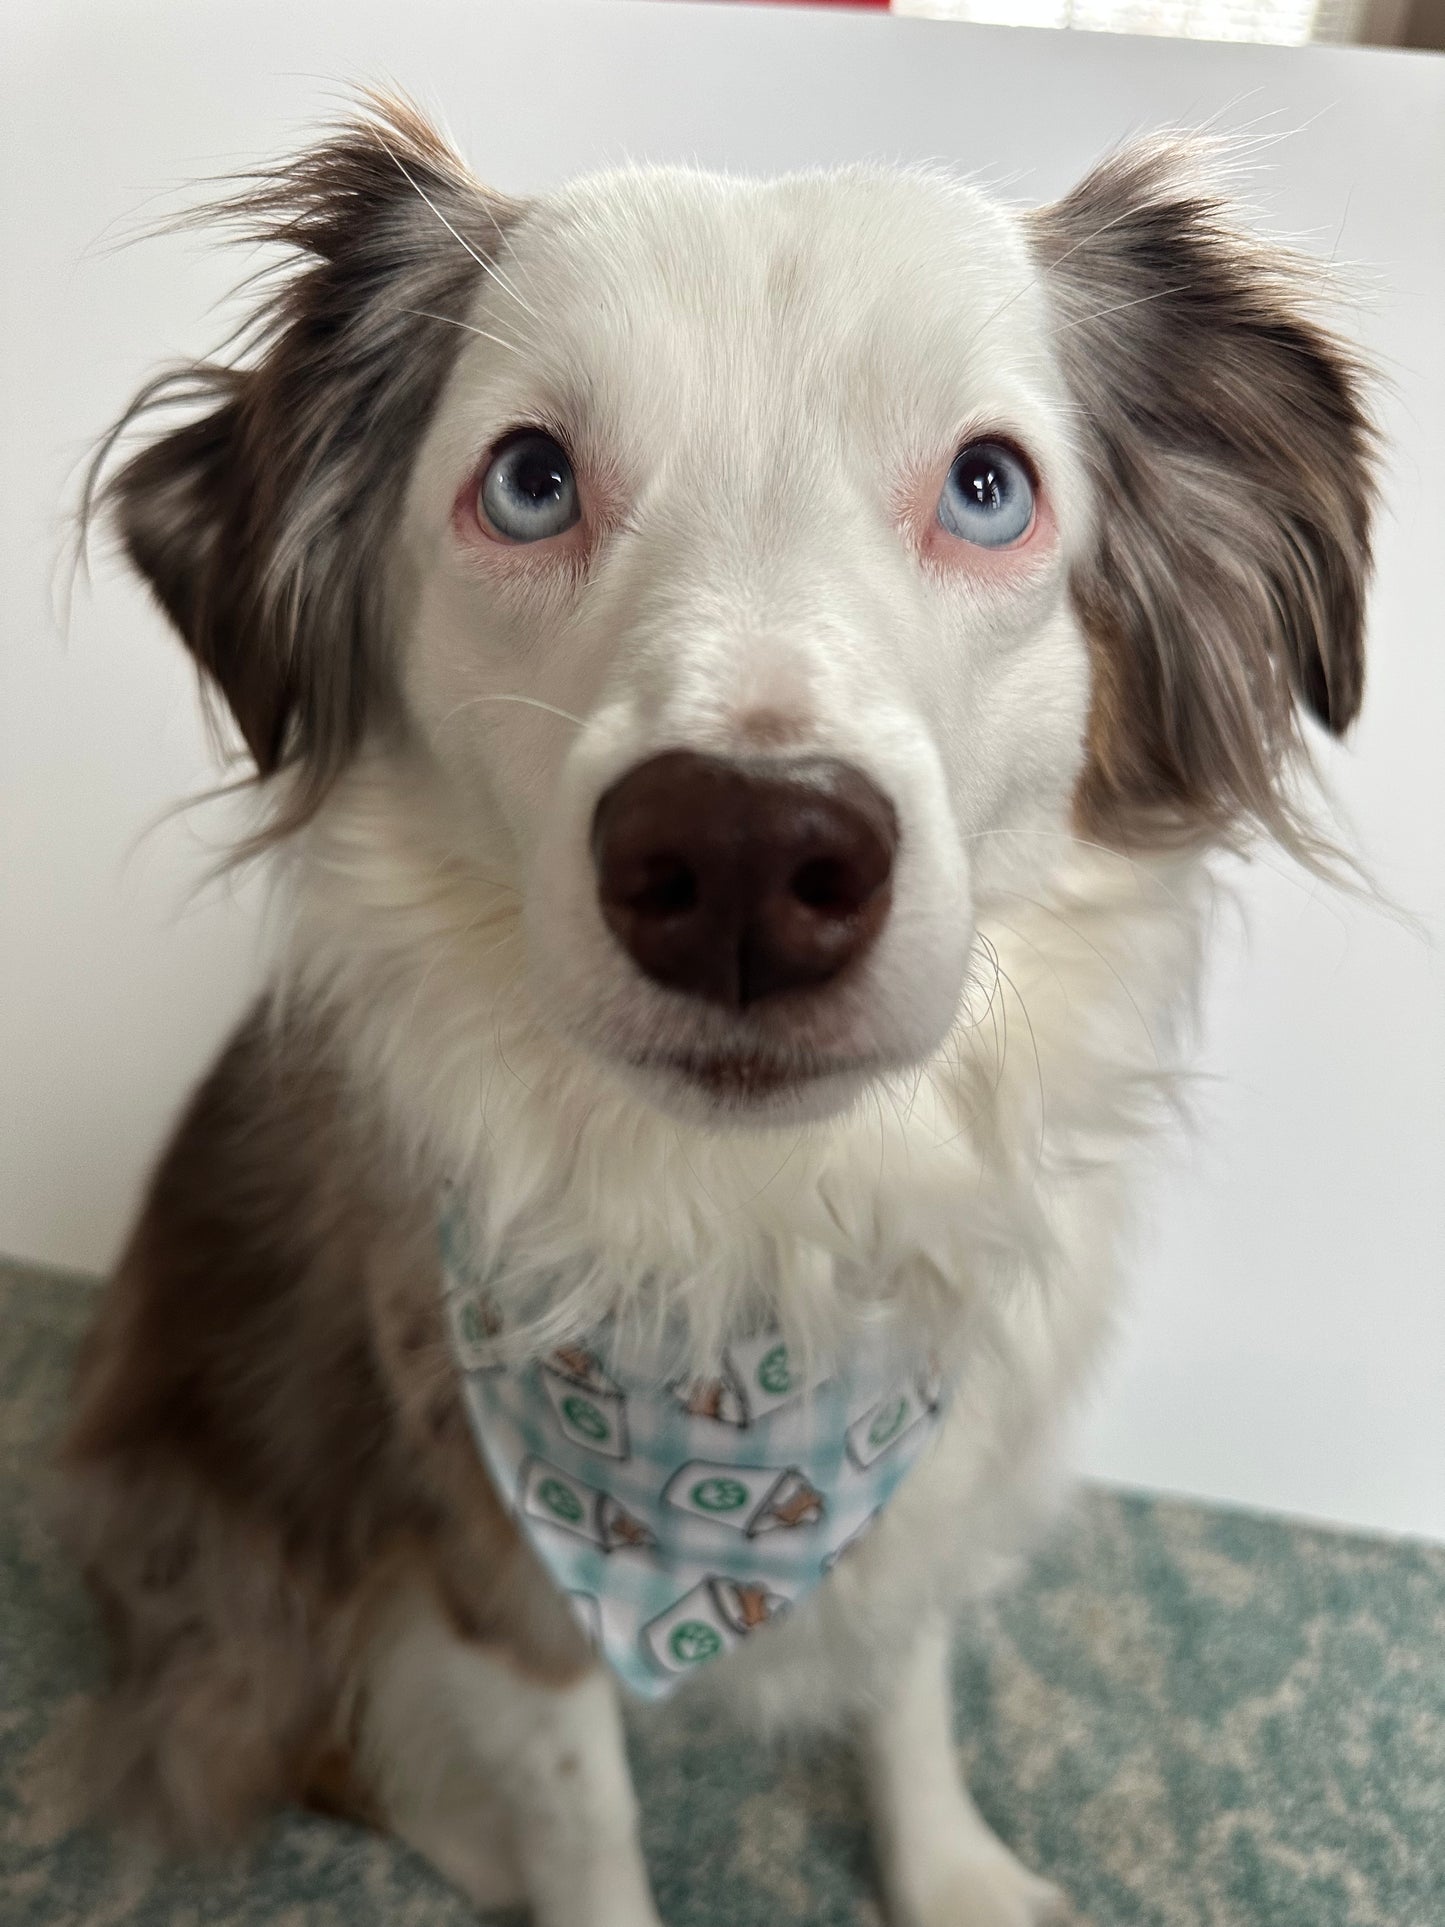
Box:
[606,1045,895,1132]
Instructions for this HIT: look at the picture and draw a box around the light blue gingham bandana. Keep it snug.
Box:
[440,1195,948,1699]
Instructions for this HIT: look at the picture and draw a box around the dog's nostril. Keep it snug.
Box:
[790,856,862,916]
[631,858,698,919]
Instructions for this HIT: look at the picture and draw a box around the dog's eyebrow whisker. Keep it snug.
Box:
[1027,195,1158,279]
[960,192,1180,365]
[1055,282,1193,334]
[370,129,544,327]
[396,307,524,356]
[437,693,587,731]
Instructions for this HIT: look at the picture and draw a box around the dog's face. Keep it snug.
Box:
[102,99,1373,1130]
[396,165,1090,1123]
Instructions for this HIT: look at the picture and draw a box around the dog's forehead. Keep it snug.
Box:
[475,165,1052,446]
[530,164,1029,298]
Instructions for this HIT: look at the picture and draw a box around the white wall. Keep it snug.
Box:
[2,0,1441,1539]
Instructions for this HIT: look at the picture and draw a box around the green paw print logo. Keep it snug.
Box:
[669,1619,724,1665]
[538,1478,584,1524]
[690,1476,749,1514]
[868,1398,909,1449]
[756,1344,794,1397]
[562,1395,609,1442]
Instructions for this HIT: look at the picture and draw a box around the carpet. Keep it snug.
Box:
[2,1255,1441,1926]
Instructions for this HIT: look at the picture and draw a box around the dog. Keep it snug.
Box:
[59,92,1375,1927]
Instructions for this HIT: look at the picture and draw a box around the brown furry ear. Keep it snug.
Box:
[1029,135,1377,857]
[88,92,522,827]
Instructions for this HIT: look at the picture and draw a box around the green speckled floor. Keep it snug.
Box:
[2,1256,1442,1926]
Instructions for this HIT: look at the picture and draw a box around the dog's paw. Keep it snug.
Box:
[894,1847,1071,1927]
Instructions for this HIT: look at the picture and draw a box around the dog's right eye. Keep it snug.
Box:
[937,441,1035,549]
[477,431,580,543]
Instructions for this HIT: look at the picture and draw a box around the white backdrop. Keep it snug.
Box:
[2,0,1441,1540]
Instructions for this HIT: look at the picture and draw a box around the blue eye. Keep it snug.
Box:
[937,441,1035,549]
[478,431,579,542]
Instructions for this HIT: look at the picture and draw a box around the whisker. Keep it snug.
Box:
[984,915,1073,1013]
[929,939,1013,1154]
[876,1074,915,1167]
[370,130,544,326]
[725,1131,807,1215]
[957,194,1172,366]
[1055,282,1192,335]
[437,692,587,731]
[491,1009,539,1100]
[396,307,523,357]
[668,1127,723,1217]
[869,1085,889,1196]
[981,934,1010,1099]
[991,957,1048,1183]
[404,917,520,1042]
[931,1019,998,1157]
[988,896,1164,1071]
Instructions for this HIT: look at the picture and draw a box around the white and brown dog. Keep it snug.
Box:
[61,94,1375,1927]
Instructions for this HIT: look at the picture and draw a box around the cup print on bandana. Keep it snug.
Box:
[844,1372,940,1470]
[641,1575,790,1678]
[662,1460,826,1537]
[446,1287,505,1373]
[519,1457,656,1553]
[541,1344,631,1459]
[672,1329,831,1429]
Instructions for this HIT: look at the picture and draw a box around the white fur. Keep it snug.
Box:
[864,1618,1067,1926]
[360,1587,657,1926]
[272,162,1218,1920]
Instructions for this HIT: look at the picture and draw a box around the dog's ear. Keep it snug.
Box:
[92,92,522,824]
[1029,136,1377,854]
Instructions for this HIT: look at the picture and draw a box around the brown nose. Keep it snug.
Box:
[592,751,898,1009]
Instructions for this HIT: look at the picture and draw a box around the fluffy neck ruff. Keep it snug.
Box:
[273,755,1209,1372]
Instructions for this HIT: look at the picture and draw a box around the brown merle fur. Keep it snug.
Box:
[57,999,588,1851]
[1029,135,1376,862]
[81,91,521,850]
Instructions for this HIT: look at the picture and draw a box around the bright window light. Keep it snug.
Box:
[890,0,1364,44]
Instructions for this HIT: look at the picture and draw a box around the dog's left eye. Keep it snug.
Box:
[477,430,580,542]
[937,441,1035,549]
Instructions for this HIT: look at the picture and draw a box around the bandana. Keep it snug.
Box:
[439,1196,949,1699]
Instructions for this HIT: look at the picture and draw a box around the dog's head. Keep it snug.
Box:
[97,96,1374,1130]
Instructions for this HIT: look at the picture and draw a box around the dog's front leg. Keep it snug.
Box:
[861,1617,1068,1927]
[362,1594,663,1927]
[482,1660,662,1927]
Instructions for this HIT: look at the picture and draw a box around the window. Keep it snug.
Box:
[889,0,1365,43]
